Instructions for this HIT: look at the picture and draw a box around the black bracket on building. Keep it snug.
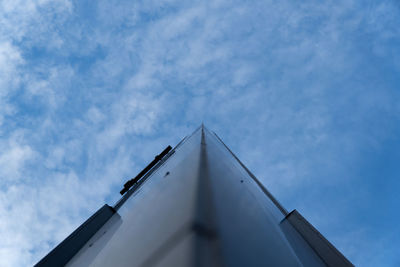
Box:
[120,145,172,195]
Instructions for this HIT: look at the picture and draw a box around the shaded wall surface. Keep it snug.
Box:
[36,126,353,267]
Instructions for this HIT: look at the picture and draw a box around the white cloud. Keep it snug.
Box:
[0,0,399,266]
[0,0,72,41]
[0,42,23,126]
[0,132,33,182]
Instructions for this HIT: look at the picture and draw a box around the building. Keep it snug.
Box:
[35,125,353,267]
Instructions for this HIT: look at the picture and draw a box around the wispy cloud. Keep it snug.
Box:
[0,0,399,266]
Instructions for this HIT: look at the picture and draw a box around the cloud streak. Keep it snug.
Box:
[0,0,399,266]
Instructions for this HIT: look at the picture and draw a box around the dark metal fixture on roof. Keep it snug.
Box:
[119,145,172,195]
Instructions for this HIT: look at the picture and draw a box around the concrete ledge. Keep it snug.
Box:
[282,210,354,267]
[35,204,116,267]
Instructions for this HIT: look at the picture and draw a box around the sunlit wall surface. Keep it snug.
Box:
[36,126,352,267]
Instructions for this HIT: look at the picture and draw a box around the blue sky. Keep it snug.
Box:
[0,0,399,266]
